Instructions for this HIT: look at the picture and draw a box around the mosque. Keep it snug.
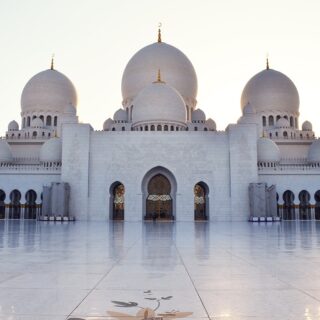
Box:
[0,29,320,222]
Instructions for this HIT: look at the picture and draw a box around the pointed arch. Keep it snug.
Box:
[194,181,209,220]
[109,181,125,220]
[141,166,177,220]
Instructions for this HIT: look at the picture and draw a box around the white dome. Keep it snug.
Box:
[39,137,62,163]
[275,117,290,128]
[257,137,281,163]
[132,81,186,126]
[103,118,113,131]
[0,140,13,163]
[192,109,206,122]
[8,120,19,131]
[113,108,127,122]
[243,102,256,115]
[30,117,44,128]
[241,68,299,114]
[21,69,77,114]
[302,120,312,131]
[122,41,197,107]
[205,118,216,131]
[308,139,320,163]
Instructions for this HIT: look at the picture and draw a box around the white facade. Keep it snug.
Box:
[0,33,320,221]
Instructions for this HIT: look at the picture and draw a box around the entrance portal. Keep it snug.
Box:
[146,174,173,220]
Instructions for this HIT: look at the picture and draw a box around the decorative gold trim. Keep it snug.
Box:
[158,22,162,42]
[51,54,55,70]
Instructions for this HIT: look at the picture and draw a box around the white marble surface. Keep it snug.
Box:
[1,221,320,319]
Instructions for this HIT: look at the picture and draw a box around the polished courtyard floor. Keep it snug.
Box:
[1,221,320,319]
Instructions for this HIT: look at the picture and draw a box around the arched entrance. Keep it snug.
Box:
[194,182,209,220]
[315,190,320,220]
[299,190,311,220]
[0,190,5,219]
[146,174,173,220]
[283,190,295,220]
[9,190,21,219]
[25,190,37,219]
[110,182,125,220]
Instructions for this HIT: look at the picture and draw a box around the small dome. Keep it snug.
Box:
[113,108,127,122]
[30,117,44,128]
[192,109,206,122]
[0,140,13,163]
[241,68,299,114]
[243,102,256,115]
[8,120,19,131]
[308,139,320,163]
[205,118,216,131]
[257,137,281,163]
[21,69,77,114]
[302,121,312,131]
[132,81,186,126]
[122,41,197,107]
[39,137,62,163]
[275,117,290,128]
[103,118,113,131]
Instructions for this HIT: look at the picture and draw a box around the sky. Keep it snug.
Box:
[0,0,320,135]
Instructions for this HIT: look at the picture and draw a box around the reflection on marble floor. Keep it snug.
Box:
[1,221,320,319]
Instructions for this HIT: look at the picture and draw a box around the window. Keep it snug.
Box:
[262,116,266,126]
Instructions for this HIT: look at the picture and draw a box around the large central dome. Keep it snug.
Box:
[121,40,198,108]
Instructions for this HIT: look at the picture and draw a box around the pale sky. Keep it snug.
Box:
[1,0,320,135]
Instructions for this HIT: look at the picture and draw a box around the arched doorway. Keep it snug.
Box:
[25,190,37,219]
[299,190,311,220]
[9,190,21,219]
[146,174,173,220]
[0,190,5,219]
[194,182,209,220]
[315,190,320,220]
[110,182,125,220]
[283,190,295,220]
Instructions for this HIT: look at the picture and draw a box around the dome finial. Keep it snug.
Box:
[158,22,162,42]
[266,53,270,70]
[50,54,55,70]
[153,69,165,83]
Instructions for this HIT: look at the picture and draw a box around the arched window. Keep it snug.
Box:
[157,125,162,131]
[176,126,179,131]
[145,125,148,131]
[39,115,44,122]
[32,131,37,138]
[170,125,174,131]
[27,117,31,127]
[268,115,274,126]
[314,191,320,220]
[110,182,125,220]
[25,190,37,219]
[0,190,6,219]
[276,115,281,121]
[46,115,52,126]
[204,128,208,131]
[262,116,266,127]
[151,125,155,131]
[194,182,209,220]
[284,115,288,120]
[140,127,143,131]
[111,127,115,131]
[290,116,294,127]
[299,190,311,220]
[9,190,21,219]
[54,116,58,126]
[164,125,168,131]
[283,131,288,138]
[194,127,198,131]
[283,190,295,220]
[122,127,125,131]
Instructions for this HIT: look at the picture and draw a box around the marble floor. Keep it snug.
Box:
[1,221,320,319]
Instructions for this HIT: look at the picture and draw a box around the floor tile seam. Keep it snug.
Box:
[65,238,140,320]
[174,244,211,320]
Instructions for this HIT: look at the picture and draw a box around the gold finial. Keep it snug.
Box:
[153,69,165,83]
[158,22,162,42]
[266,53,269,70]
[50,54,55,70]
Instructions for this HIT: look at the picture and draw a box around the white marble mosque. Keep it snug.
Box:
[1,29,320,222]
